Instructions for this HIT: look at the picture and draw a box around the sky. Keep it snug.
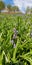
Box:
[2,0,32,13]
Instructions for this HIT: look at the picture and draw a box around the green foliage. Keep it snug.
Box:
[7,5,12,12]
[0,14,32,65]
[12,6,19,12]
[7,5,19,12]
[0,1,5,12]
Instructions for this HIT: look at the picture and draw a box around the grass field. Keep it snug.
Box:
[0,14,32,65]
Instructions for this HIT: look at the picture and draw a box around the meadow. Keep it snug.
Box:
[0,14,32,65]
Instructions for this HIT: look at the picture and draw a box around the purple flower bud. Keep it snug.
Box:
[11,40,14,45]
[14,44,16,48]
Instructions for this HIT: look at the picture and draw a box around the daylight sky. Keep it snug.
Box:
[3,0,32,13]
